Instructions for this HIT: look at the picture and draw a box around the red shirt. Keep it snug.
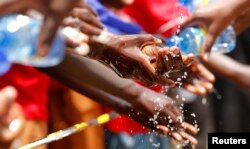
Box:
[0,64,50,121]
[123,0,189,37]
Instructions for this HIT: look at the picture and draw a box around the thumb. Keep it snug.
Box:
[37,15,62,57]
[202,29,217,54]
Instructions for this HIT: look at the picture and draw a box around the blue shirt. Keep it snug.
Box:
[86,0,142,34]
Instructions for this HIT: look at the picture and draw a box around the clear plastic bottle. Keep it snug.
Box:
[169,0,236,55]
[166,26,236,55]
[0,14,65,68]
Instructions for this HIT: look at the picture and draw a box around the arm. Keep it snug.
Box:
[40,53,180,121]
[40,53,198,144]
[201,54,250,90]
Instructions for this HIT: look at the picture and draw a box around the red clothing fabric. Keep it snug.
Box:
[123,0,189,37]
[0,64,50,121]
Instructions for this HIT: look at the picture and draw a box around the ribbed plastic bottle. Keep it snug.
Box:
[0,14,65,75]
[166,26,236,55]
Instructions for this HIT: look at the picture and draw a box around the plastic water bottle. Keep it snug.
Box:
[171,0,236,55]
[178,0,215,13]
[0,51,11,75]
[166,26,236,55]
[0,14,65,69]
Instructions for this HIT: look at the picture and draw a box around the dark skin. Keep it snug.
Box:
[39,53,198,145]
[101,0,134,9]
[142,45,214,95]
[64,9,214,94]
[200,54,250,91]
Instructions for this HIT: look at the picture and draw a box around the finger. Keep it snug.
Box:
[37,15,61,56]
[166,110,180,124]
[194,63,215,82]
[198,80,214,93]
[75,2,99,17]
[130,34,162,48]
[157,125,170,135]
[182,54,194,65]
[70,8,103,29]
[180,16,197,30]
[79,21,102,35]
[202,28,217,54]
[179,131,198,145]
[181,122,199,135]
[172,132,184,142]
[168,46,184,70]
[157,49,172,73]
[184,84,207,95]
[62,26,89,46]
[142,45,160,57]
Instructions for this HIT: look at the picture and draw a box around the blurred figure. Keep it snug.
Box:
[48,80,104,149]
[0,65,50,149]
[0,86,25,149]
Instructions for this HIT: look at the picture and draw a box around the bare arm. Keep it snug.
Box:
[39,53,198,144]
[201,54,250,90]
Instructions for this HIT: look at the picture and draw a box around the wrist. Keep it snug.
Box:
[119,81,145,105]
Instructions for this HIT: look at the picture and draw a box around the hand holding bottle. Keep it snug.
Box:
[181,0,250,54]
[0,0,83,56]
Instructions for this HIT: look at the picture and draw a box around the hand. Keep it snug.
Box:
[0,0,81,56]
[234,8,250,35]
[88,33,183,86]
[179,58,215,95]
[142,46,214,95]
[123,94,198,145]
[62,4,104,49]
[128,109,198,145]
[181,0,250,54]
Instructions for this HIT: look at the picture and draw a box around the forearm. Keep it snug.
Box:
[201,54,250,90]
[40,52,144,105]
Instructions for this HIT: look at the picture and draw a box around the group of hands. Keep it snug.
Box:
[1,0,250,146]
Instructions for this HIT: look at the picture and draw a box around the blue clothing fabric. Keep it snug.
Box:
[86,0,142,34]
[105,130,171,149]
